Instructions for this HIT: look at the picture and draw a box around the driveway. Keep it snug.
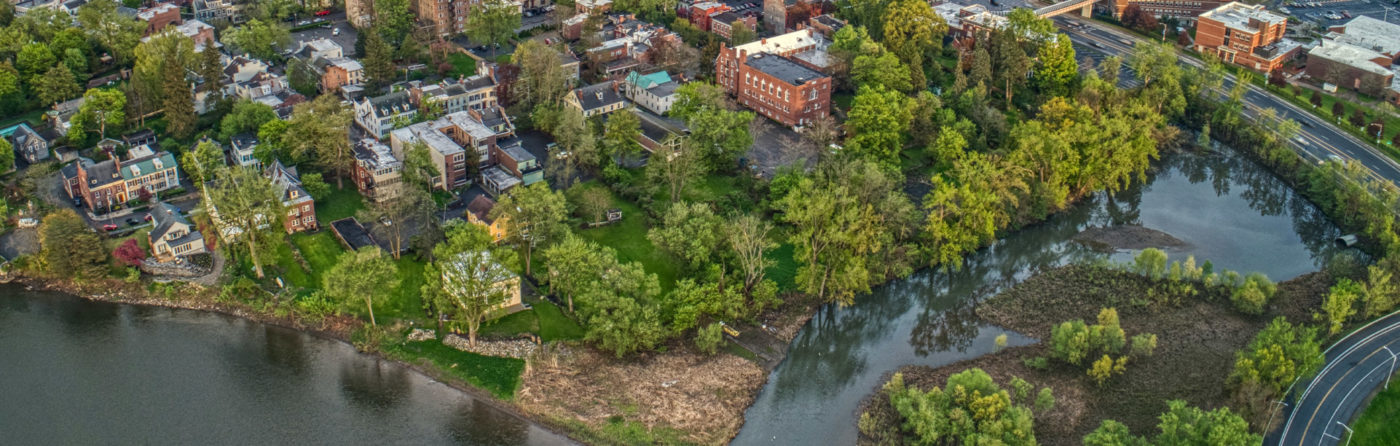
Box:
[746,118,814,177]
[289,12,357,55]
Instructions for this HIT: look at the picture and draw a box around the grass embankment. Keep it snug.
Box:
[859,264,1331,445]
[384,340,526,400]
[1353,378,1400,444]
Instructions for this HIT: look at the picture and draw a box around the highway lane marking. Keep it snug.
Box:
[1297,345,1390,445]
[1320,339,1400,444]
[1283,316,1400,444]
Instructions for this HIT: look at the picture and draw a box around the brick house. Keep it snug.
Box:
[352,139,404,203]
[710,11,756,40]
[687,1,731,31]
[136,2,181,36]
[762,0,819,34]
[716,30,833,128]
[1194,2,1300,74]
[317,58,365,93]
[266,161,317,234]
[61,146,180,213]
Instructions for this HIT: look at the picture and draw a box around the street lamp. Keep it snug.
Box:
[1383,346,1398,390]
[1337,421,1354,446]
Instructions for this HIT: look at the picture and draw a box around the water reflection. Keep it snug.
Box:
[447,399,531,445]
[339,359,411,410]
[264,326,311,375]
[734,147,1345,445]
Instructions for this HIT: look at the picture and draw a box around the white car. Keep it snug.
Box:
[332,27,340,36]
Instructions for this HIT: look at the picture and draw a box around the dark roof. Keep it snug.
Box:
[745,53,827,85]
[711,11,742,25]
[122,129,156,146]
[633,109,687,144]
[265,160,311,204]
[466,195,496,224]
[149,201,189,242]
[230,133,257,151]
[574,82,626,111]
[330,218,378,251]
[647,81,679,98]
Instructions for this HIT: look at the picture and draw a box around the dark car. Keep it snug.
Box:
[102,224,119,231]
[125,218,138,226]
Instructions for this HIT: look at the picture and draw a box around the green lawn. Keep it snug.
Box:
[385,340,524,400]
[446,53,476,78]
[766,243,799,292]
[480,308,538,337]
[291,231,343,282]
[382,256,427,320]
[1352,376,1400,444]
[105,226,153,276]
[570,182,681,292]
[0,109,46,130]
[317,186,365,222]
[535,300,584,341]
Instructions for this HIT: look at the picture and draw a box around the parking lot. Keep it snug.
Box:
[1278,0,1400,29]
[288,11,357,55]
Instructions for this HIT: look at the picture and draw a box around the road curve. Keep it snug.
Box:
[1274,310,1400,446]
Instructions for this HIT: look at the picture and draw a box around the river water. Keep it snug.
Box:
[733,148,1347,444]
[0,291,572,445]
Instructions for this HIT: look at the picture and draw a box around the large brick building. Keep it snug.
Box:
[136,3,181,36]
[61,145,181,214]
[416,0,472,37]
[1305,16,1400,99]
[716,30,832,128]
[762,0,820,34]
[1109,0,1226,25]
[1194,2,1299,73]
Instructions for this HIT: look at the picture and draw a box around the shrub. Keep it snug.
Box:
[1324,278,1363,334]
[695,322,724,355]
[296,292,340,320]
[995,333,1008,351]
[1088,354,1128,386]
[1035,388,1056,413]
[1130,333,1158,358]
[112,239,146,266]
[1051,320,1092,365]
[1230,273,1277,315]
[1133,248,1168,279]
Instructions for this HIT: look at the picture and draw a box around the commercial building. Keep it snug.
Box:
[715,30,832,128]
[1194,2,1299,73]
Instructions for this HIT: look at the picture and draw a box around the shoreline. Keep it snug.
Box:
[8,274,589,445]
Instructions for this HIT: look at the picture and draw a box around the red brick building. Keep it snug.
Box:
[137,3,182,36]
[715,30,832,127]
[1194,2,1299,73]
[687,1,731,31]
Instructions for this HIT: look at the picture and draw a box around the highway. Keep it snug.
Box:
[1053,17,1400,187]
[1274,310,1400,445]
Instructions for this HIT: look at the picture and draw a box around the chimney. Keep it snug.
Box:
[760,38,767,45]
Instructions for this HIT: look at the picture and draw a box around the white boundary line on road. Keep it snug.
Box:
[1280,310,1400,445]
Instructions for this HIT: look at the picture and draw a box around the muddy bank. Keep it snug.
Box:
[1073,225,1188,252]
[858,265,1331,445]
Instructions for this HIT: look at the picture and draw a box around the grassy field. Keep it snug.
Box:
[1352,374,1400,444]
[446,53,476,78]
[765,243,799,291]
[317,186,365,222]
[385,340,525,400]
[535,300,584,341]
[570,182,681,292]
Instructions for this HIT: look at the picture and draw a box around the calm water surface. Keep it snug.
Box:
[733,148,1346,444]
[0,291,572,445]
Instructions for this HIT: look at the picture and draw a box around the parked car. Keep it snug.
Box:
[144,213,153,222]
[125,217,138,226]
[102,224,119,231]
[315,9,331,16]
[332,27,341,36]
[16,218,38,228]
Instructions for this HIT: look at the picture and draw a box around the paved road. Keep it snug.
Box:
[1274,310,1400,445]
[1055,17,1400,187]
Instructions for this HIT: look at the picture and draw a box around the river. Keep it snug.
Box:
[0,290,572,445]
[733,148,1347,444]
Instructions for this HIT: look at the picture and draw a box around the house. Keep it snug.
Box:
[1,123,50,164]
[576,0,611,14]
[807,14,845,38]
[223,54,272,84]
[294,38,344,61]
[565,81,628,117]
[266,161,317,233]
[933,3,1007,40]
[410,73,498,115]
[687,2,731,31]
[388,112,479,190]
[441,250,522,314]
[491,141,544,188]
[61,146,181,213]
[762,0,821,34]
[352,139,403,202]
[122,129,157,149]
[136,2,181,36]
[633,108,687,154]
[710,11,755,40]
[622,70,678,115]
[147,200,206,261]
[229,134,260,168]
[157,19,217,51]
[465,194,509,242]
[1194,2,1300,74]
[354,92,417,139]
[716,30,833,127]
[346,0,372,28]
[317,57,365,93]
[192,0,242,23]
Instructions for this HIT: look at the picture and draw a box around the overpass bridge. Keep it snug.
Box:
[1034,0,1096,17]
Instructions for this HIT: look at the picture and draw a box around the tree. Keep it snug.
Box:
[577,259,665,357]
[541,107,598,188]
[324,246,400,327]
[112,238,146,267]
[511,40,572,115]
[372,0,414,45]
[362,186,435,258]
[541,234,606,312]
[1230,272,1276,315]
[281,95,354,187]
[0,60,19,99]
[32,65,81,107]
[39,210,106,279]
[647,137,705,202]
[1229,317,1324,429]
[882,369,1037,445]
[401,141,441,190]
[16,42,55,81]
[219,100,277,142]
[1035,34,1078,97]
[133,30,195,125]
[465,0,521,59]
[686,103,754,169]
[77,0,143,64]
[199,43,226,102]
[1154,400,1260,444]
[362,28,397,91]
[647,202,722,271]
[990,28,1032,108]
[0,139,13,172]
[69,88,127,143]
[728,214,775,297]
[221,19,291,61]
[184,139,226,184]
[829,25,881,89]
[601,107,643,160]
[1084,420,1145,446]
[162,59,196,139]
[729,20,757,45]
[1363,263,1398,318]
[205,166,285,279]
[436,249,515,346]
[490,183,569,277]
[881,0,945,87]
[844,85,912,167]
[851,50,911,93]
[1324,278,1363,334]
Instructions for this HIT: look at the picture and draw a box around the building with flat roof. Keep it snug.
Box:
[1325,16,1400,65]
[352,139,403,202]
[1194,2,1298,73]
[1306,40,1396,97]
[716,29,832,128]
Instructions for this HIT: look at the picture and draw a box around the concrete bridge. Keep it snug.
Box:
[1034,0,1096,18]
